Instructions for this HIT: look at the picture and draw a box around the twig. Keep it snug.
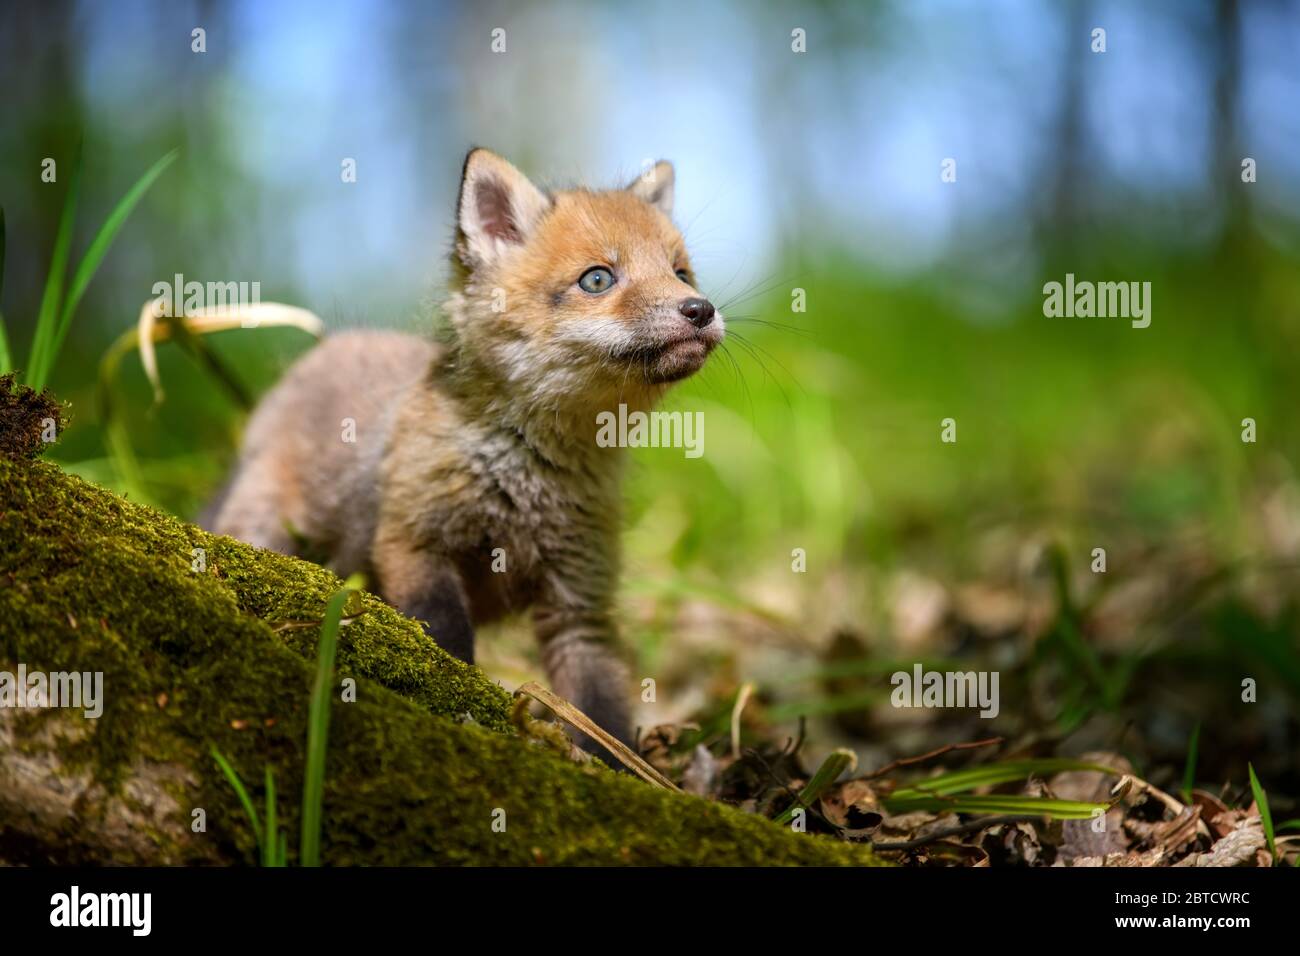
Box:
[792,715,807,757]
[864,737,1004,780]
[730,682,755,760]
[514,681,681,792]
[872,814,1041,851]
[1113,773,1211,840]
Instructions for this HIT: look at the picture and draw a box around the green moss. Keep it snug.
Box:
[0,457,882,866]
[1,457,511,739]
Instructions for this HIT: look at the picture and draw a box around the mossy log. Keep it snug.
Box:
[0,455,881,866]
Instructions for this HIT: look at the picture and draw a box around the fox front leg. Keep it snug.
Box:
[373,539,476,664]
[534,599,633,764]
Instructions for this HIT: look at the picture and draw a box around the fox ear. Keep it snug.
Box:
[627,161,674,218]
[456,148,550,268]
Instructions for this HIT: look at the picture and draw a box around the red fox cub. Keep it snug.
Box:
[210,148,724,758]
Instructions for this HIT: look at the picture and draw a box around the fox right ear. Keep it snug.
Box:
[627,161,674,218]
[456,149,550,268]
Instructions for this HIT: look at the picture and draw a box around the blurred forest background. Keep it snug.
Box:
[2,0,1299,806]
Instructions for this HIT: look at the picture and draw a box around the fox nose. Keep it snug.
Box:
[678,297,715,329]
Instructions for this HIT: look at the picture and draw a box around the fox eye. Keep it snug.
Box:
[675,269,693,285]
[578,267,616,294]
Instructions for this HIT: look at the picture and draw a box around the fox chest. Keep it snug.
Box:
[426,475,612,625]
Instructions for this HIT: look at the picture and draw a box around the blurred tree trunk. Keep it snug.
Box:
[1212,0,1248,260]
[1038,0,1090,274]
[1,0,82,342]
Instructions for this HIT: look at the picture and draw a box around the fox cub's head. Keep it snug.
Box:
[447,148,723,409]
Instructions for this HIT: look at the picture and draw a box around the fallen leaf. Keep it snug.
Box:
[1175,823,1265,867]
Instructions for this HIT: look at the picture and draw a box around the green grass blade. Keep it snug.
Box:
[164,312,254,410]
[887,758,1117,800]
[40,148,179,388]
[1181,722,1200,804]
[26,143,83,389]
[96,324,161,504]
[263,766,279,868]
[1248,763,1276,865]
[211,747,263,857]
[883,794,1107,820]
[1276,819,1300,832]
[300,573,364,867]
[775,748,856,825]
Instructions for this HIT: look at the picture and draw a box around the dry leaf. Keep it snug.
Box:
[1175,823,1265,867]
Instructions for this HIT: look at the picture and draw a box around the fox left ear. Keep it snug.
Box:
[627,161,674,218]
[456,148,551,268]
